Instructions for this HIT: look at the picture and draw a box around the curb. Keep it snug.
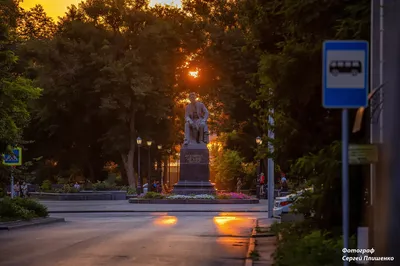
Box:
[0,217,65,230]
[128,199,260,204]
[48,210,268,213]
[245,218,259,266]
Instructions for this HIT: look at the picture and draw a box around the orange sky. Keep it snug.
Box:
[21,0,181,19]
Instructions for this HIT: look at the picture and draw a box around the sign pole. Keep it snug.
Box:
[342,109,350,266]
[10,167,15,199]
[322,40,368,266]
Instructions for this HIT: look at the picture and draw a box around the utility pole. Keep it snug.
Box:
[374,1,400,264]
[369,0,383,253]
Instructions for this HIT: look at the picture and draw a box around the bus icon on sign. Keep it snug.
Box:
[329,60,362,77]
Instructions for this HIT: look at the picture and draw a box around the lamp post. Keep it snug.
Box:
[256,136,262,199]
[175,152,179,182]
[167,149,171,185]
[157,144,163,191]
[147,140,152,190]
[136,137,142,194]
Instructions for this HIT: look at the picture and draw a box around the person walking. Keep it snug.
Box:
[21,182,28,198]
[236,178,242,193]
[280,172,288,192]
[13,181,20,197]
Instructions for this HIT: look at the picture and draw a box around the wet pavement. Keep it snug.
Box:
[0,212,265,266]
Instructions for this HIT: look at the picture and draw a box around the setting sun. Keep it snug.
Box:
[188,70,199,78]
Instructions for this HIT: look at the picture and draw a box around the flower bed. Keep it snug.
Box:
[166,194,215,200]
[216,192,252,200]
[137,192,254,200]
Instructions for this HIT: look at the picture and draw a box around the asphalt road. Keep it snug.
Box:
[0,212,264,266]
[39,200,268,212]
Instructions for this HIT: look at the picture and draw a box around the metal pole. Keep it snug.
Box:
[137,145,141,194]
[168,155,171,185]
[342,109,349,266]
[10,167,15,199]
[176,159,179,181]
[374,1,400,263]
[256,160,260,199]
[268,97,275,218]
[148,148,151,189]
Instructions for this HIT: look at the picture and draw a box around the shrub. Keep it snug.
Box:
[216,192,252,199]
[12,197,48,217]
[40,180,52,192]
[271,221,356,266]
[92,181,116,191]
[0,198,35,221]
[216,193,230,199]
[61,184,79,193]
[142,192,165,199]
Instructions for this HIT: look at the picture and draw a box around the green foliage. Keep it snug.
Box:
[216,193,229,199]
[40,180,52,192]
[92,180,116,191]
[120,185,136,195]
[0,197,35,221]
[212,148,244,191]
[56,184,79,193]
[289,141,342,231]
[11,197,48,217]
[0,2,42,153]
[271,221,356,266]
[0,197,48,221]
[142,192,164,199]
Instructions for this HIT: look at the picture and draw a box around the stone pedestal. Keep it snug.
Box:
[172,143,216,195]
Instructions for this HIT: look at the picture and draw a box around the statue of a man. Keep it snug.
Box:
[184,92,209,145]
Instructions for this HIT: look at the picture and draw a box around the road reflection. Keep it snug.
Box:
[213,213,254,236]
[213,213,254,252]
[153,215,178,226]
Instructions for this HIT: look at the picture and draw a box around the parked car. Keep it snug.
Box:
[272,187,313,217]
[273,194,298,217]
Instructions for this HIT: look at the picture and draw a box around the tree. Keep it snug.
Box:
[23,0,200,188]
[0,0,42,154]
[17,4,56,40]
[181,0,261,162]
[210,134,256,191]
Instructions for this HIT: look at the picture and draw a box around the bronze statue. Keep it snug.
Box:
[184,92,209,145]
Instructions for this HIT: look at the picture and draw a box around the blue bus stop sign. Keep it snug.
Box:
[322,40,369,108]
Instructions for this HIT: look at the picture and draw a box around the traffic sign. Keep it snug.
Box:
[2,147,22,166]
[322,40,369,108]
[348,144,378,165]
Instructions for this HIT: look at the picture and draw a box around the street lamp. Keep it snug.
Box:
[167,149,171,185]
[256,136,262,199]
[147,140,152,190]
[157,145,163,190]
[175,152,179,182]
[137,137,142,194]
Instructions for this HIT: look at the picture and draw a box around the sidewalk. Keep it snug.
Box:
[40,199,269,213]
[246,218,279,266]
[0,217,65,230]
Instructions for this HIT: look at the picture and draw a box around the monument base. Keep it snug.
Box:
[173,181,216,195]
[172,143,216,195]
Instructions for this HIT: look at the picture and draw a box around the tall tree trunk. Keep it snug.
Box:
[163,157,168,185]
[122,110,137,188]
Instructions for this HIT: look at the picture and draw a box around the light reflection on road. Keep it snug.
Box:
[213,214,253,235]
[153,215,178,226]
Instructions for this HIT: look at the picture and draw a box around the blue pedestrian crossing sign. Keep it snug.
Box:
[2,147,22,166]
